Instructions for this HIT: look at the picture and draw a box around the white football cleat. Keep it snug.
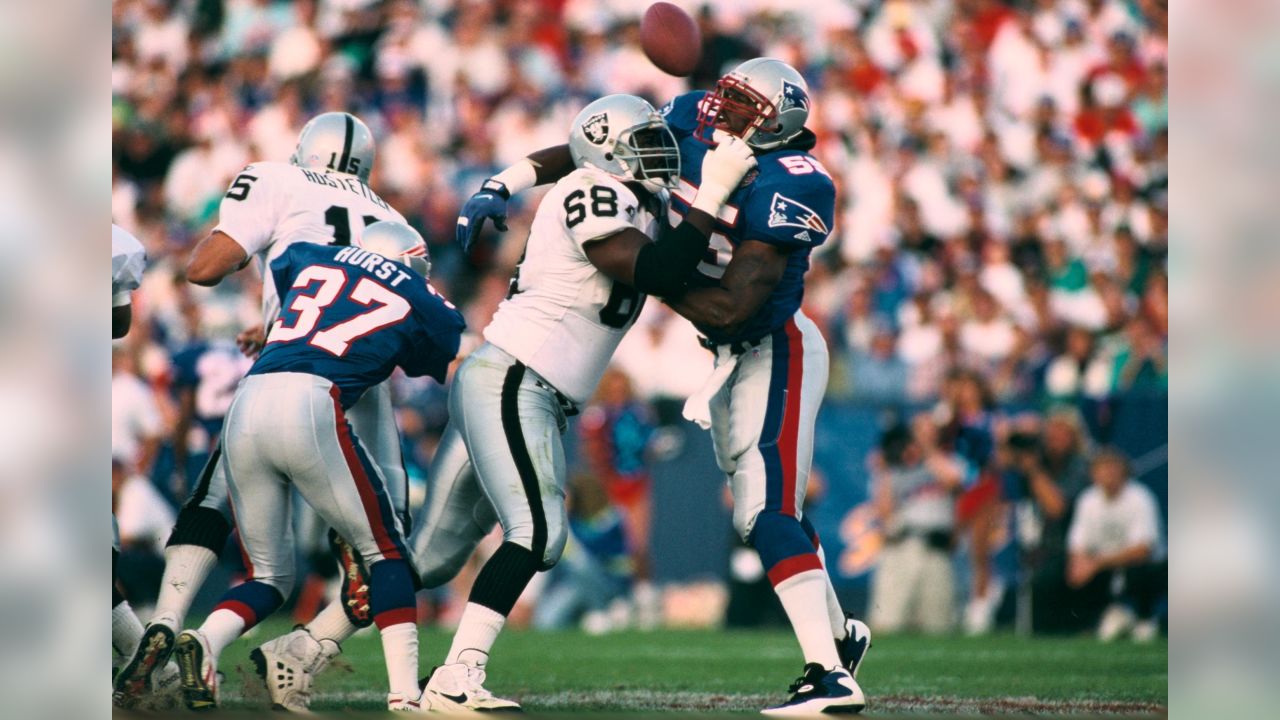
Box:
[1132,619,1160,643]
[837,615,872,679]
[113,621,177,707]
[154,660,181,693]
[762,663,865,716]
[387,692,422,711]
[421,662,522,713]
[173,629,219,711]
[250,626,341,712]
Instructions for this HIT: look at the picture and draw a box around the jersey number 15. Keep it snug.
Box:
[270,266,410,356]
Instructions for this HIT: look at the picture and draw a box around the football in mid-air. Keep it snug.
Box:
[640,2,702,77]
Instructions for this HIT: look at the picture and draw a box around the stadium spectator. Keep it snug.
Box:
[869,416,970,634]
[533,474,634,633]
[1066,448,1166,641]
[1000,409,1095,633]
[579,368,661,627]
[847,324,909,406]
[111,346,166,482]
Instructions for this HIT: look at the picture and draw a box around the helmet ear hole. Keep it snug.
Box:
[604,152,614,161]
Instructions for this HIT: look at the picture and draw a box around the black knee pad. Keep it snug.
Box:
[166,505,231,553]
[469,542,542,617]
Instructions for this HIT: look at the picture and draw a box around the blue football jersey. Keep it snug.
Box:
[172,339,252,439]
[659,91,836,345]
[249,242,465,408]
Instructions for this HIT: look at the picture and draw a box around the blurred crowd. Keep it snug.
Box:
[111,0,1167,636]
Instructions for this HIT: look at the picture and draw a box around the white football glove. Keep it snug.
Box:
[691,131,758,215]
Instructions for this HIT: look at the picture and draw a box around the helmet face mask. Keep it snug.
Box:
[695,58,810,150]
[569,94,680,192]
[614,121,680,190]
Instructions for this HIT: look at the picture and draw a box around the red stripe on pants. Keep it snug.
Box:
[777,319,805,516]
[329,386,400,560]
[766,552,823,586]
[374,607,418,630]
[215,599,258,627]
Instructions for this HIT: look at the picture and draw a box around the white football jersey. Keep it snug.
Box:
[112,224,146,308]
[485,168,666,405]
[212,161,407,325]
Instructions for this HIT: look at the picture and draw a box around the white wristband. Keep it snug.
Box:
[691,183,733,216]
[491,158,538,196]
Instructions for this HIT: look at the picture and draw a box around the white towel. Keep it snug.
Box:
[682,352,740,430]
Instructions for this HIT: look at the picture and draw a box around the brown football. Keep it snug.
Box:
[640,2,702,77]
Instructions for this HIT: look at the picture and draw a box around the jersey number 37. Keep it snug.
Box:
[270,266,410,356]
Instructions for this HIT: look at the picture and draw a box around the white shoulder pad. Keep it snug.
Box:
[112,224,146,305]
[557,168,641,248]
[213,161,294,256]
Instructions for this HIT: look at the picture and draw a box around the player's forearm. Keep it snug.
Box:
[187,231,250,286]
[667,244,782,333]
[632,209,717,297]
[666,285,744,333]
[491,145,575,195]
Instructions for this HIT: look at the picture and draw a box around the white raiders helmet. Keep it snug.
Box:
[696,58,811,150]
[290,112,375,182]
[359,221,431,278]
[568,94,680,192]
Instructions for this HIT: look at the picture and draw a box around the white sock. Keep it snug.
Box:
[153,545,219,628]
[307,598,360,645]
[199,608,246,658]
[378,622,420,698]
[815,544,847,639]
[112,600,145,661]
[445,603,506,667]
[774,569,843,669]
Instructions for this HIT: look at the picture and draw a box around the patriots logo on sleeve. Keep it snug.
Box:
[779,81,810,113]
[766,192,828,241]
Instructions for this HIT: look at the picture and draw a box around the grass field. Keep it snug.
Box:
[173,619,1168,716]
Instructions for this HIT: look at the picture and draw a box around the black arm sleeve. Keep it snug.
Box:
[632,220,713,298]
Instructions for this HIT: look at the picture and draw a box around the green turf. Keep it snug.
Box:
[210,619,1166,715]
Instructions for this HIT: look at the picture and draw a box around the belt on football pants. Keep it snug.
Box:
[697,334,766,356]
[533,377,579,417]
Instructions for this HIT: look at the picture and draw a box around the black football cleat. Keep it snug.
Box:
[762,663,865,716]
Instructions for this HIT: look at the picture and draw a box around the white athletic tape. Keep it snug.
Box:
[682,351,740,430]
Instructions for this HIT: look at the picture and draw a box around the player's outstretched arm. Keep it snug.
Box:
[455,145,576,251]
[665,239,789,335]
[186,231,251,286]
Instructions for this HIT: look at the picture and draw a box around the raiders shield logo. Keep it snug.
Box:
[582,112,609,145]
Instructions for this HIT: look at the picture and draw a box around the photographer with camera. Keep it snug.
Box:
[868,414,970,634]
[1002,409,1094,633]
